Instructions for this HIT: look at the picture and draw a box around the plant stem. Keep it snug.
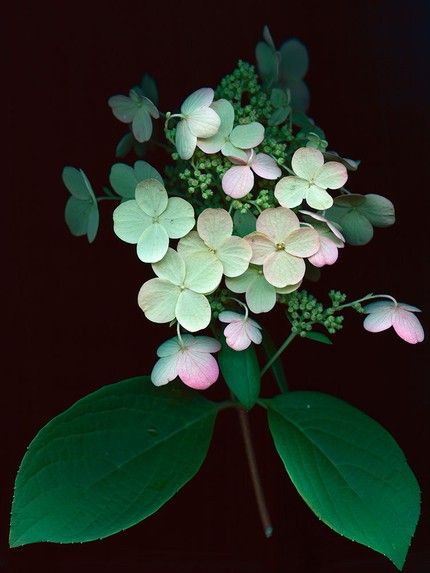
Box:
[237,407,273,538]
[96,196,120,202]
[261,331,297,377]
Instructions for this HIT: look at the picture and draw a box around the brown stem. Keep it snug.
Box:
[237,407,273,538]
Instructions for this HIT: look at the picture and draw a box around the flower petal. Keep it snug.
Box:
[230,122,265,149]
[246,273,277,313]
[181,88,214,114]
[225,268,256,294]
[156,337,182,357]
[211,99,234,136]
[177,231,207,258]
[135,179,168,217]
[291,147,324,180]
[218,311,243,324]
[190,336,221,353]
[314,161,348,189]
[138,279,180,323]
[222,143,249,162]
[306,185,334,210]
[177,350,219,390]
[152,247,186,285]
[392,309,425,344]
[113,200,151,243]
[159,197,195,239]
[175,290,212,332]
[217,235,252,277]
[263,250,305,288]
[222,166,254,198]
[141,95,160,119]
[184,252,223,293]
[132,108,152,142]
[363,301,395,314]
[284,227,320,257]
[308,236,339,267]
[176,120,197,160]
[187,107,221,138]
[197,131,226,154]
[246,232,275,264]
[363,307,394,333]
[399,303,422,313]
[275,177,308,208]
[108,95,136,123]
[151,356,178,386]
[136,223,169,263]
[224,321,252,351]
[300,209,345,241]
[251,153,282,180]
[245,321,263,344]
[197,208,233,249]
[256,207,300,243]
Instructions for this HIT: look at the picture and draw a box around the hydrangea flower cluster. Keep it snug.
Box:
[63,28,424,392]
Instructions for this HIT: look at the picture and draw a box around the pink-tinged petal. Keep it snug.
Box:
[284,227,320,257]
[176,120,197,160]
[138,279,180,324]
[177,350,219,390]
[197,208,232,249]
[291,147,324,180]
[308,236,339,267]
[156,337,182,357]
[275,177,308,208]
[305,185,334,210]
[217,235,252,277]
[189,336,221,353]
[251,153,282,180]
[392,309,425,344]
[363,307,395,333]
[218,311,244,324]
[187,107,221,138]
[246,232,275,264]
[314,161,348,189]
[245,321,263,345]
[151,355,178,386]
[256,207,300,243]
[181,88,214,114]
[263,250,306,288]
[222,166,254,198]
[224,321,252,351]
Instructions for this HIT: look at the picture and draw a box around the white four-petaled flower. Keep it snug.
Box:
[363,300,424,344]
[108,89,160,142]
[222,149,281,198]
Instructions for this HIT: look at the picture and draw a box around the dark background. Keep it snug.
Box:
[3,1,429,572]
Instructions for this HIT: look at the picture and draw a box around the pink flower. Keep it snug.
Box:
[222,149,281,199]
[151,335,221,390]
[218,311,262,351]
[363,300,424,344]
[300,210,345,268]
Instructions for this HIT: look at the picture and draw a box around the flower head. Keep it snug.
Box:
[175,88,221,160]
[363,300,424,344]
[197,99,264,157]
[151,335,221,390]
[300,210,345,268]
[275,147,348,210]
[222,149,281,198]
[108,89,159,143]
[245,207,319,288]
[113,179,195,262]
[138,248,222,332]
[219,310,262,351]
[178,208,252,278]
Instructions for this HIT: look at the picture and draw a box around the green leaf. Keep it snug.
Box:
[109,161,163,199]
[115,132,133,158]
[261,332,288,392]
[218,342,260,409]
[233,210,257,237]
[264,391,420,570]
[304,331,333,345]
[10,376,218,547]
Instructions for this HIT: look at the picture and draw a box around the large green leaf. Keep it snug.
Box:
[10,376,218,547]
[264,391,420,570]
[218,342,260,409]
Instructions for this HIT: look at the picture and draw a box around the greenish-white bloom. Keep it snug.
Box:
[62,167,99,243]
[113,179,195,263]
[175,88,221,160]
[138,248,222,332]
[197,99,264,157]
[226,265,300,314]
[178,208,252,278]
[109,161,163,200]
[108,89,159,143]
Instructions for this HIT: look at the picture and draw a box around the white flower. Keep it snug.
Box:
[218,311,262,351]
[222,149,281,199]
[363,300,424,344]
[108,89,159,143]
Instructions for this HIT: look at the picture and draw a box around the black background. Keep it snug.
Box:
[3,1,429,572]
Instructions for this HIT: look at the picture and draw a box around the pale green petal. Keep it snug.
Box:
[306,185,333,210]
[134,160,163,185]
[221,142,249,162]
[136,223,169,263]
[132,107,152,142]
[225,267,257,293]
[138,278,180,324]
[314,161,348,190]
[279,39,309,80]
[159,197,195,238]
[230,122,265,150]
[62,167,95,200]
[109,163,137,199]
[65,197,92,237]
[176,120,197,160]
[175,290,212,332]
[197,131,226,154]
[184,252,223,294]
[141,95,160,119]
[181,88,214,115]
[87,203,99,243]
[151,356,178,386]
[187,107,220,138]
[361,194,395,227]
[177,231,207,258]
[108,95,136,123]
[135,179,168,216]
[263,250,305,288]
[113,200,151,243]
[256,207,300,243]
[276,281,302,294]
[246,273,277,313]
[156,336,182,357]
[255,41,278,82]
[211,99,234,135]
[246,232,275,264]
[284,227,320,258]
[152,247,186,285]
[197,208,232,249]
[217,235,252,277]
[274,176,308,208]
[291,147,323,180]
